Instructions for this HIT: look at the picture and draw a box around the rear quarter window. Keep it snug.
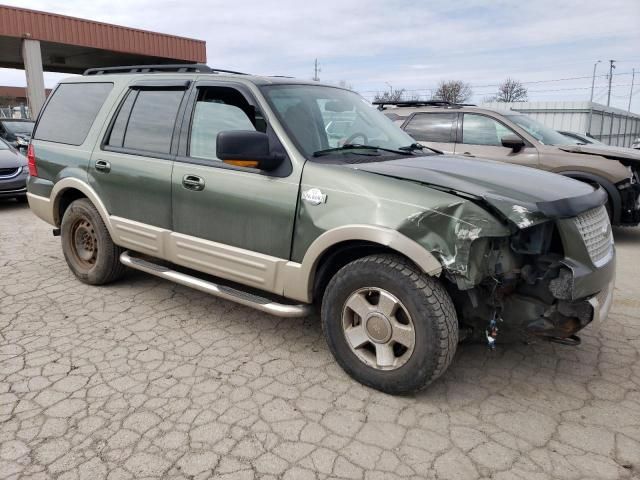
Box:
[404,112,456,143]
[34,82,113,145]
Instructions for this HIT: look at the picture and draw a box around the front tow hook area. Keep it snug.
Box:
[526,280,614,345]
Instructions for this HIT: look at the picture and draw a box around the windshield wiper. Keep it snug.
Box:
[398,143,443,154]
[313,144,412,157]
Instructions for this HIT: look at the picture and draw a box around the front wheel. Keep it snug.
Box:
[61,198,126,285]
[321,254,458,394]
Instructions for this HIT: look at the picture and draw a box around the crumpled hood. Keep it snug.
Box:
[352,155,605,228]
[558,144,640,163]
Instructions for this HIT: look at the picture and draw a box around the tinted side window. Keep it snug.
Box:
[462,114,516,146]
[188,87,259,161]
[106,91,137,148]
[112,89,184,154]
[404,113,456,142]
[34,83,113,145]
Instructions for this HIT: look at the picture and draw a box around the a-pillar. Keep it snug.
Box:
[21,38,46,119]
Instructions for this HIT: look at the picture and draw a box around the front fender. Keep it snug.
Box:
[281,225,443,303]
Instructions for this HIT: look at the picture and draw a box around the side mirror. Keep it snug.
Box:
[501,134,525,152]
[216,130,284,171]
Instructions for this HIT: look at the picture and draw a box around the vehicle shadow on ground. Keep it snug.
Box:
[613,226,640,245]
[122,268,591,399]
[0,199,29,212]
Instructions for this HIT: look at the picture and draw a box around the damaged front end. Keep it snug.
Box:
[350,156,616,344]
[437,199,615,345]
[386,173,616,344]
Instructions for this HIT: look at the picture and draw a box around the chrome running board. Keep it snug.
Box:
[120,251,312,318]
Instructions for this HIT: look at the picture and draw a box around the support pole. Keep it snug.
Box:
[623,69,635,146]
[587,60,600,135]
[21,39,46,119]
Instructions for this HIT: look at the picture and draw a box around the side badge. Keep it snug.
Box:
[302,188,327,206]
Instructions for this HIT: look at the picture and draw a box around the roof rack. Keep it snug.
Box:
[373,100,476,109]
[83,64,248,76]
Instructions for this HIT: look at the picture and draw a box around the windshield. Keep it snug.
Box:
[261,85,415,157]
[0,139,9,150]
[2,121,34,135]
[505,115,571,146]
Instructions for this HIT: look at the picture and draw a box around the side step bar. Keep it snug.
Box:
[120,251,312,318]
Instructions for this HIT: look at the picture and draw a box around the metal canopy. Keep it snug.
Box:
[0,6,206,74]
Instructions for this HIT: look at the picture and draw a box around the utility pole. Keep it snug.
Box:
[606,59,616,107]
[587,60,601,135]
[623,68,635,146]
[628,68,636,112]
[313,59,320,81]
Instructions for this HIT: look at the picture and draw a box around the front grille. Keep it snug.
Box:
[0,167,20,178]
[574,206,613,265]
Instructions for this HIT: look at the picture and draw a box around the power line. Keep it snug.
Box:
[359,83,635,97]
[358,71,638,94]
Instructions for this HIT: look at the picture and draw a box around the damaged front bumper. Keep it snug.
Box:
[522,276,615,341]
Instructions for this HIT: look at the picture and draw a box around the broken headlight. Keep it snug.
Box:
[510,221,559,255]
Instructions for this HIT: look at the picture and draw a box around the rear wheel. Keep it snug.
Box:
[61,198,126,285]
[321,254,458,394]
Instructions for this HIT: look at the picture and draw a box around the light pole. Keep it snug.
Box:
[587,60,601,136]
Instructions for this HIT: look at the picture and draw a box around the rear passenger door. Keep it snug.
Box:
[402,112,457,153]
[90,81,190,230]
[454,113,538,168]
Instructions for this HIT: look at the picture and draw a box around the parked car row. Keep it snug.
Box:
[0,137,28,201]
[0,118,35,151]
[380,101,640,227]
[21,65,619,394]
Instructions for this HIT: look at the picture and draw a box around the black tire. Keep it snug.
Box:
[321,254,458,394]
[15,195,28,203]
[60,198,126,285]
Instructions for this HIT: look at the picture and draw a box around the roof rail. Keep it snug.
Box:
[83,64,248,76]
[373,99,476,109]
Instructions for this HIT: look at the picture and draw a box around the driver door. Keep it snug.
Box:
[454,113,538,167]
[171,82,300,262]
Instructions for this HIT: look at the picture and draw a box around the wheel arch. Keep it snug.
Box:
[557,171,621,224]
[284,225,443,303]
[50,178,114,235]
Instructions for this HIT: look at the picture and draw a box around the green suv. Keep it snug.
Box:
[27,65,615,393]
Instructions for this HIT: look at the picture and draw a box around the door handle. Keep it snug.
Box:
[182,175,205,191]
[461,152,475,157]
[95,160,111,173]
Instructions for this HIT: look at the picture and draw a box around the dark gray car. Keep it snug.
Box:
[0,119,34,151]
[0,138,28,201]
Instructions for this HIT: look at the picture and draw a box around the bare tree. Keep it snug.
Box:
[433,80,473,103]
[495,78,528,102]
[373,88,406,103]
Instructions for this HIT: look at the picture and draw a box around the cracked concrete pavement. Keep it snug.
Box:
[1,200,639,480]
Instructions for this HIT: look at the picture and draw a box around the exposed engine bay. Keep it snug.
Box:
[447,220,613,345]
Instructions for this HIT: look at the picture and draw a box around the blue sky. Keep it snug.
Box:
[2,0,640,112]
